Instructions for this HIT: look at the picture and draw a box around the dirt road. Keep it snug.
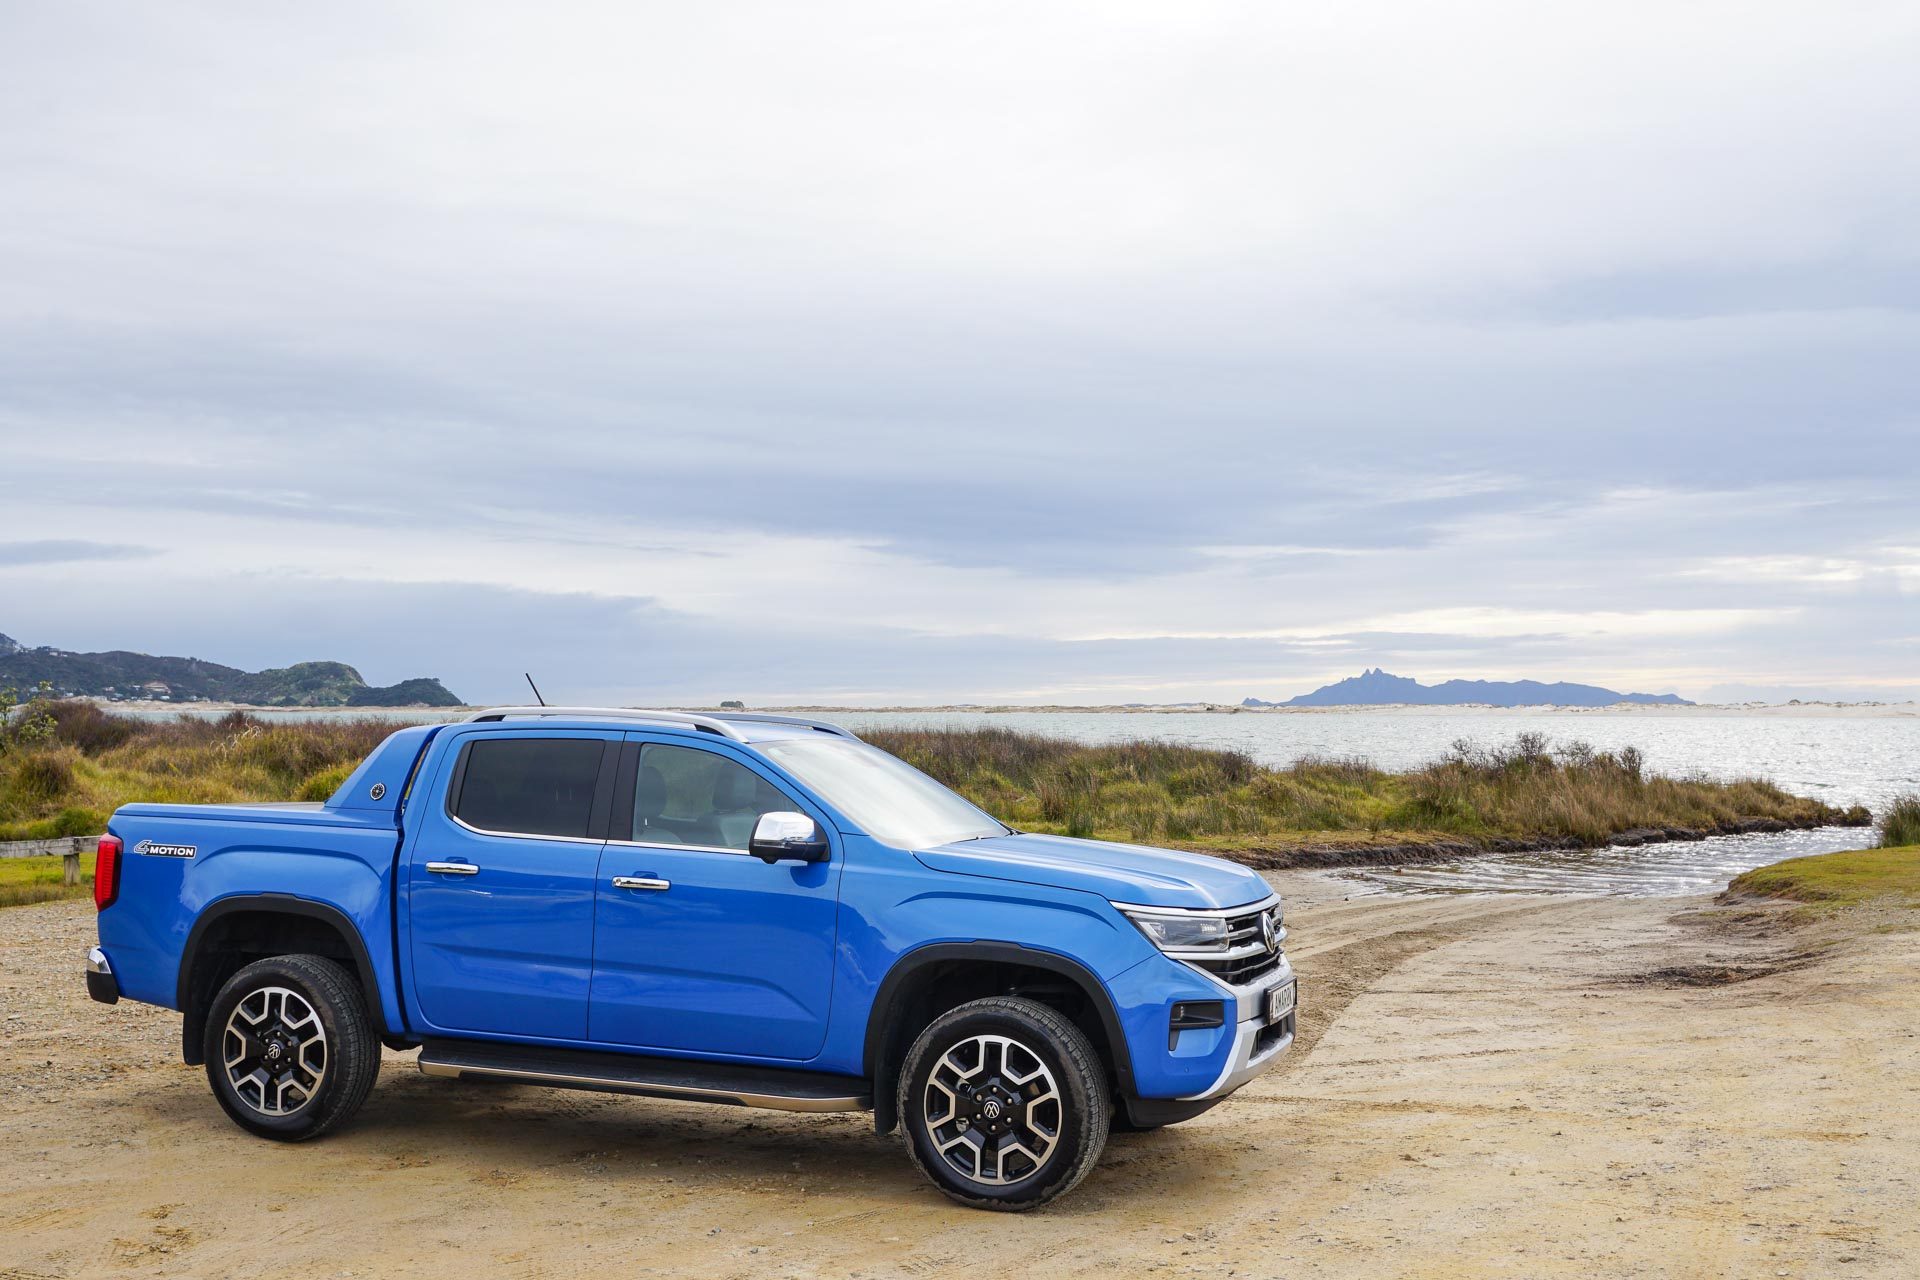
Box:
[4,877,1916,1279]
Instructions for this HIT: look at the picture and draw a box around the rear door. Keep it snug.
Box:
[586,735,844,1060]
[406,729,620,1041]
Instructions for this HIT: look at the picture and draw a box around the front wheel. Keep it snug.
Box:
[898,996,1109,1211]
[203,954,380,1142]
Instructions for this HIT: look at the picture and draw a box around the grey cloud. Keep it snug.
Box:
[2,3,1917,701]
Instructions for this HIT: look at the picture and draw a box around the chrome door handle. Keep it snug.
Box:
[425,861,480,876]
[611,876,670,891]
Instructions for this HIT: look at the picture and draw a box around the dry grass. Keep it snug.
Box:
[0,704,1866,860]
[865,725,1860,852]
[0,701,401,842]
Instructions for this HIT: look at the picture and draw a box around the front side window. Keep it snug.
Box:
[451,738,605,838]
[634,743,792,851]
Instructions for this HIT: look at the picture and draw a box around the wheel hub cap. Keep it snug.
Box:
[923,1034,1062,1186]
[222,985,328,1117]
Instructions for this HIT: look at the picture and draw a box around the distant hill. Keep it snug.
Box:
[1247,668,1693,708]
[0,634,463,707]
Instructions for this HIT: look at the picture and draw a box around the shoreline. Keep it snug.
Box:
[1211,813,1872,872]
[74,698,1920,718]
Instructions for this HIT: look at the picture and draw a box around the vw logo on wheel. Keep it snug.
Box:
[982,1099,1003,1120]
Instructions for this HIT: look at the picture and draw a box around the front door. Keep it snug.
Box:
[407,729,618,1041]
[587,736,843,1060]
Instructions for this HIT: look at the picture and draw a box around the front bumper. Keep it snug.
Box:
[1177,957,1297,1101]
[85,947,119,1005]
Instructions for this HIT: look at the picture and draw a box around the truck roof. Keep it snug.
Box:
[461,707,860,745]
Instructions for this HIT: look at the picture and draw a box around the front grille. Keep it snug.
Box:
[1187,903,1282,986]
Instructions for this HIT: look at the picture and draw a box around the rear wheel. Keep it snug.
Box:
[898,996,1108,1211]
[203,954,380,1142]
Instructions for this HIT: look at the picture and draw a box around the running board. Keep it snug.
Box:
[417,1039,872,1113]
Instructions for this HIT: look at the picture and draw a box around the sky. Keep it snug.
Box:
[2,1,1916,706]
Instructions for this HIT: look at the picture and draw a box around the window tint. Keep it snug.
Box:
[634,743,791,851]
[453,738,605,838]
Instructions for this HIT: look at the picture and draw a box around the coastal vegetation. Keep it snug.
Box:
[1877,793,1920,848]
[864,725,1861,859]
[0,701,395,843]
[0,705,1870,885]
[1726,844,1920,910]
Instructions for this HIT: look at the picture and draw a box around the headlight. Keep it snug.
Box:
[1118,906,1230,955]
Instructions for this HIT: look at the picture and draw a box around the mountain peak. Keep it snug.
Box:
[1246,669,1694,708]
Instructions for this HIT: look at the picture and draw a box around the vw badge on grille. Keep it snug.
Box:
[1260,911,1277,954]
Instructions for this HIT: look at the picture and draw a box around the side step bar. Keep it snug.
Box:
[418,1039,872,1113]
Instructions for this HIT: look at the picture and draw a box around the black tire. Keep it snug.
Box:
[897,995,1109,1211]
[202,954,380,1142]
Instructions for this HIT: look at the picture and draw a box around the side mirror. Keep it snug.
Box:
[749,811,830,864]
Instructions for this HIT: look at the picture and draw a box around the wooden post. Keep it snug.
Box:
[64,850,80,886]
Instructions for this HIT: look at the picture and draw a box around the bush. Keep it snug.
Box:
[1879,793,1920,848]
[43,699,140,753]
[6,749,78,808]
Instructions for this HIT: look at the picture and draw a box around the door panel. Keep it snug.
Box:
[587,738,843,1060]
[406,731,617,1041]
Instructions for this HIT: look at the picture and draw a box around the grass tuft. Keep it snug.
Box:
[1878,793,1920,849]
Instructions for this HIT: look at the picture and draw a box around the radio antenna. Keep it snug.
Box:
[524,673,548,706]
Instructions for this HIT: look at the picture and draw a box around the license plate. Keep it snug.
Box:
[1265,980,1296,1023]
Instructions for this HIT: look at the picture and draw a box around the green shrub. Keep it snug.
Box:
[1879,793,1920,849]
[297,763,358,802]
[6,749,78,808]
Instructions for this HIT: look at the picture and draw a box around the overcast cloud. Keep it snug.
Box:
[2,1,1916,704]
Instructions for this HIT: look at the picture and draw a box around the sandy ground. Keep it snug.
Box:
[3,877,1916,1279]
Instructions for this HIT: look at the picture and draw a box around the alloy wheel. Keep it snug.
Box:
[922,1033,1062,1186]
[222,985,328,1116]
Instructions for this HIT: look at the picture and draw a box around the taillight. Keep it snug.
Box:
[94,835,122,911]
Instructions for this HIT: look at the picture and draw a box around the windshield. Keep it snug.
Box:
[759,737,1009,849]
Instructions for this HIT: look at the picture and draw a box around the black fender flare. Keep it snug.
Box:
[176,893,390,1063]
[862,941,1137,1134]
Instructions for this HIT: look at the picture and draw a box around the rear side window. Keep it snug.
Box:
[451,738,605,838]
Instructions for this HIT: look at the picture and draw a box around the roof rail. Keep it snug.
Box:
[460,707,860,742]
[463,707,747,740]
[705,711,860,741]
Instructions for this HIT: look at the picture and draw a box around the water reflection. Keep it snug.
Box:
[1340,825,1876,898]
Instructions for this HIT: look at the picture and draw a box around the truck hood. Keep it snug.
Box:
[914,832,1273,910]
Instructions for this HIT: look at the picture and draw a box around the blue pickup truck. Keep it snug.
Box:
[85,707,1296,1209]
